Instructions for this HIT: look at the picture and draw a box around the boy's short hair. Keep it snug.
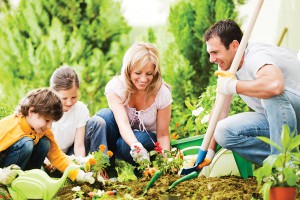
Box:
[15,88,63,121]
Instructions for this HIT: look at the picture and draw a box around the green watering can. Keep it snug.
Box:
[7,164,78,200]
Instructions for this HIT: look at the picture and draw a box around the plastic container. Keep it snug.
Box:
[172,136,253,179]
[171,135,204,155]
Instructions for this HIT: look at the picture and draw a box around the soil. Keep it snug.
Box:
[56,175,264,200]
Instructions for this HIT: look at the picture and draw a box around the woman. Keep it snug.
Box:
[97,42,172,177]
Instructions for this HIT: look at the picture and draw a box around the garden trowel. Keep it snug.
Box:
[180,0,264,176]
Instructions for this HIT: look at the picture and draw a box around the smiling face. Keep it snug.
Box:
[206,36,238,71]
[130,62,155,91]
[26,109,54,133]
[54,84,79,112]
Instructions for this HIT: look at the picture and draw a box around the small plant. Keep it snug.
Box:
[254,125,300,200]
[134,142,183,176]
[82,145,113,183]
[171,85,250,140]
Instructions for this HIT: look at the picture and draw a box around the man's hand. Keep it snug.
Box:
[130,142,150,162]
[76,170,95,184]
[215,70,238,95]
[196,158,212,169]
[196,148,215,169]
[0,165,21,185]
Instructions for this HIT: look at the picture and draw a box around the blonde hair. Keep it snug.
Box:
[15,88,63,121]
[50,65,79,91]
[121,42,162,102]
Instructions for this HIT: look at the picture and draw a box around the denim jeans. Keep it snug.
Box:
[66,115,108,155]
[214,90,300,166]
[96,108,157,167]
[0,136,50,170]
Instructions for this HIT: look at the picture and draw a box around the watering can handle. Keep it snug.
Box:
[200,0,264,151]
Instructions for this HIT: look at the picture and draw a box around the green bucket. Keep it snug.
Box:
[171,135,204,155]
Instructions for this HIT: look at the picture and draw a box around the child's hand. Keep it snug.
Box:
[43,158,56,173]
[0,164,21,185]
[76,170,95,184]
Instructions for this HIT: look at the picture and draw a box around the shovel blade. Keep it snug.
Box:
[180,166,198,175]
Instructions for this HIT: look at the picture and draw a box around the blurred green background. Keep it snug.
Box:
[0,0,247,134]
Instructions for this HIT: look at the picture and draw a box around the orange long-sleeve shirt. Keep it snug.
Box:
[0,115,78,180]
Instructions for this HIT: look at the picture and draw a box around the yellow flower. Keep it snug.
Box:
[99,144,106,152]
[106,150,113,157]
[171,133,179,140]
[176,122,180,127]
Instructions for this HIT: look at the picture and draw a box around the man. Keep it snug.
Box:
[203,19,300,166]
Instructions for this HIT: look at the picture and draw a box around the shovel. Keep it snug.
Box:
[180,0,264,176]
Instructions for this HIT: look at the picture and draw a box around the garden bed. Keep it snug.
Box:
[56,175,261,199]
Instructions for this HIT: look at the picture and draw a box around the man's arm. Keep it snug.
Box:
[237,64,284,98]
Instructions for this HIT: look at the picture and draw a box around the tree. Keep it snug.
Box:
[0,0,130,113]
[169,0,241,97]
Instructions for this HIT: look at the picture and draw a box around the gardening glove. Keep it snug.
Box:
[196,149,215,169]
[0,164,21,185]
[215,70,238,95]
[130,142,150,162]
[194,148,207,167]
[76,170,95,184]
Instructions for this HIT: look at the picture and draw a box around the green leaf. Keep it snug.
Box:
[281,125,291,152]
[257,136,282,152]
[260,181,272,200]
[284,168,298,186]
[289,134,300,151]
[184,100,196,111]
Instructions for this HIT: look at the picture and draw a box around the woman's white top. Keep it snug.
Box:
[52,101,90,153]
[105,76,173,133]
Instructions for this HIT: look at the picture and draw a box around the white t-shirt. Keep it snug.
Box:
[52,101,90,153]
[105,76,173,133]
[236,43,300,113]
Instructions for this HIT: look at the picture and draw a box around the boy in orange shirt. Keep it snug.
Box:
[0,88,94,184]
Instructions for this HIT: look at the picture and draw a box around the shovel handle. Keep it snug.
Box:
[201,0,264,151]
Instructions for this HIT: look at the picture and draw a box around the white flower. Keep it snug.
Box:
[96,189,105,196]
[277,174,283,182]
[192,107,204,116]
[71,186,81,192]
[171,147,177,152]
[201,115,210,124]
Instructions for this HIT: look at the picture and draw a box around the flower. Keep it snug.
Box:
[99,144,106,152]
[154,142,163,154]
[201,114,210,124]
[175,122,180,127]
[88,157,96,165]
[106,150,113,157]
[71,186,81,192]
[192,107,204,116]
[171,133,179,140]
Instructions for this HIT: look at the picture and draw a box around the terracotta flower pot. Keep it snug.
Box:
[270,187,296,200]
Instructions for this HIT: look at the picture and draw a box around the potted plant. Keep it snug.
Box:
[254,124,300,200]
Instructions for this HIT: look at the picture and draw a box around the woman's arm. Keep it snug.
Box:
[156,104,172,151]
[74,126,86,157]
[106,93,138,146]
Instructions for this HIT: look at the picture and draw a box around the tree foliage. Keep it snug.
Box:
[0,0,130,113]
[169,0,238,97]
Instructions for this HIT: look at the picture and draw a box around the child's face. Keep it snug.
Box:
[26,109,54,133]
[55,85,79,112]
